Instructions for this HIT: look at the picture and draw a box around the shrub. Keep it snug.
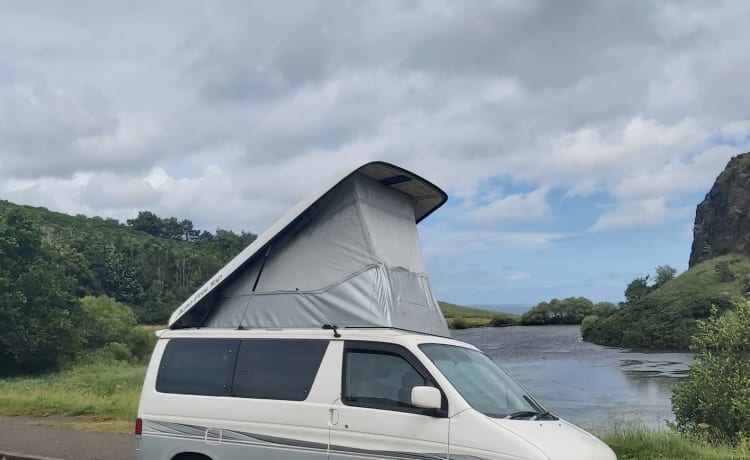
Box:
[451,316,468,329]
[714,261,734,283]
[101,342,134,362]
[671,301,750,442]
[126,327,158,361]
[79,296,137,349]
[580,315,600,340]
[490,314,518,327]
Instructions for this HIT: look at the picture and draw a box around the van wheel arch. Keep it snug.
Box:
[171,453,213,460]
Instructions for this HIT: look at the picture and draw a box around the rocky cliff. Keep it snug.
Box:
[690,152,750,267]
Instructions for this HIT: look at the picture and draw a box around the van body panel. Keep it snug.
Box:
[448,409,549,460]
[489,418,617,460]
[329,402,449,460]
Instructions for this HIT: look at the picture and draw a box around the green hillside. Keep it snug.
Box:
[0,200,255,324]
[439,301,520,328]
[439,301,500,318]
[582,254,750,349]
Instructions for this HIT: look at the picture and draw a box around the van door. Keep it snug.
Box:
[329,341,449,460]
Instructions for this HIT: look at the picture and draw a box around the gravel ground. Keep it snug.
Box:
[0,416,133,460]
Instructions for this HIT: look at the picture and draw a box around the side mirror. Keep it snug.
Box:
[411,386,442,410]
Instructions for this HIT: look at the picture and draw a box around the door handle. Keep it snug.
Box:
[329,408,340,426]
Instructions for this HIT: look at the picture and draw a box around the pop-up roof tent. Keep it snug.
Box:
[169,161,450,337]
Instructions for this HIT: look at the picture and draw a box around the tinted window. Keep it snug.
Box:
[157,339,239,396]
[232,340,328,401]
[344,350,430,411]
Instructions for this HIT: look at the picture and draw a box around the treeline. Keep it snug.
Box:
[520,297,616,325]
[581,260,745,349]
[0,200,255,324]
[0,202,255,374]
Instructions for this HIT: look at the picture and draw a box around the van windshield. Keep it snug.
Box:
[419,343,544,418]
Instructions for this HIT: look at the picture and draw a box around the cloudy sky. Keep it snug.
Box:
[2,1,749,306]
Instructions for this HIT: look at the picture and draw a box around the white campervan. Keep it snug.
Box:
[136,162,616,460]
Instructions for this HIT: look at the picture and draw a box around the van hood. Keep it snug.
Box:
[490,417,616,460]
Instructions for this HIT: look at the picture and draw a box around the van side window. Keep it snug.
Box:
[343,342,444,415]
[156,339,239,396]
[232,340,328,401]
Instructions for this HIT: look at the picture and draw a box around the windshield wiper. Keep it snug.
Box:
[505,410,558,420]
[505,411,540,419]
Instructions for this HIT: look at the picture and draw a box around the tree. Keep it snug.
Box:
[671,301,750,442]
[0,210,82,374]
[521,297,594,325]
[592,301,617,317]
[624,276,651,303]
[654,264,677,287]
[127,211,162,237]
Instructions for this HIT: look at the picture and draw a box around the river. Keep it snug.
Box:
[451,325,694,430]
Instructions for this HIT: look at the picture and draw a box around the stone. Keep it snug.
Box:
[690,152,750,267]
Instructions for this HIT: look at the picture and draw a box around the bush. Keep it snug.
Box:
[100,342,134,362]
[79,296,156,362]
[671,301,750,442]
[451,316,468,329]
[580,315,600,340]
[126,327,158,361]
[79,296,138,349]
[490,314,518,327]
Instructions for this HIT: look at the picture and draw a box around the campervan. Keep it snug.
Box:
[136,162,616,460]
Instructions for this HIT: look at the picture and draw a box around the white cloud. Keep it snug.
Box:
[423,229,573,257]
[505,272,530,281]
[592,197,688,232]
[469,188,550,224]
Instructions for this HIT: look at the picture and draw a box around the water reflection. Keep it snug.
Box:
[451,325,693,429]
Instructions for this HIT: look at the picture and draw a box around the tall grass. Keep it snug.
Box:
[601,426,750,460]
[0,361,146,421]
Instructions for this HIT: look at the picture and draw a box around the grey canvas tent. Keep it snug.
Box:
[169,161,450,337]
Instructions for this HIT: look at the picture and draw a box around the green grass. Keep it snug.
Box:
[439,301,521,328]
[653,254,750,301]
[0,361,146,422]
[439,301,502,318]
[601,427,750,459]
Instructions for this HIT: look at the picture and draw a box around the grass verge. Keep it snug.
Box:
[0,361,145,422]
[601,427,750,460]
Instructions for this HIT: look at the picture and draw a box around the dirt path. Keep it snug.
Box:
[0,416,133,460]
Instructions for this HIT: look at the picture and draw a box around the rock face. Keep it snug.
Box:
[690,152,750,267]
